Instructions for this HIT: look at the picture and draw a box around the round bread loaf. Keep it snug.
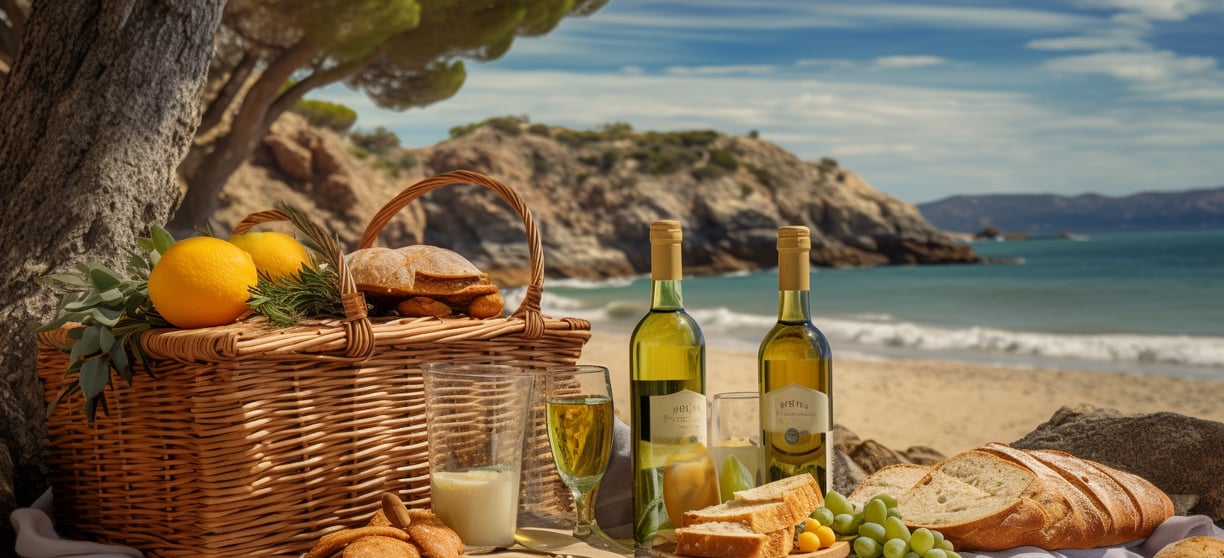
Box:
[1154,536,1224,558]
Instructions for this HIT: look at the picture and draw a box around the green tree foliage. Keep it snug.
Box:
[292,99,359,132]
[0,0,608,235]
[350,126,402,155]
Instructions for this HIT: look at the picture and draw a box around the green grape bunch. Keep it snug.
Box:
[809,490,961,558]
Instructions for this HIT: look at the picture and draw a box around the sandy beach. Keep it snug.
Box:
[577,332,1224,457]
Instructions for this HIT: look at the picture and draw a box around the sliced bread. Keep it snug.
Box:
[729,472,823,522]
[848,463,930,508]
[900,449,1045,551]
[681,500,797,533]
[673,522,793,558]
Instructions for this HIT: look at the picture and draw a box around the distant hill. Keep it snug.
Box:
[917,187,1224,236]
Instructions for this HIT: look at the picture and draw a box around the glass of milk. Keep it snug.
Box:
[422,363,536,552]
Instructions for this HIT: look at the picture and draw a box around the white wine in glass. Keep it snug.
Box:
[545,365,630,553]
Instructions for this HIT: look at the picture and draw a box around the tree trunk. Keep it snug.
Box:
[168,41,318,237]
[0,0,223,551]
[196,51,257,139]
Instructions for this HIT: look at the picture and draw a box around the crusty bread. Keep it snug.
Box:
[730,472,823,521]
[674,474,821,558]
[979,443,1108,548]
[347,246,497,298]
[340,535,421,558]
[681,500,798,533]
[861,442,1175,552]
[901,449,1045,551]
[1154,536,1224,558]
[1075,452,1176,537]
[674,522,793,558]
[1026,448,1140,537]
[848,463,931,508]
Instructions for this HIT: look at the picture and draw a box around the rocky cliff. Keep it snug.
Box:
[215,115,977,286]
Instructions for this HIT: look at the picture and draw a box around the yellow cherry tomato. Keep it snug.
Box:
[803,518,823,533]
[798,531,822,552]
[815,525,837,548]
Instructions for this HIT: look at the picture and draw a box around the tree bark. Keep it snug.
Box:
[0,0,223,551]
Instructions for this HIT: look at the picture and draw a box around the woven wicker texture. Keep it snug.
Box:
[36,171,590,557]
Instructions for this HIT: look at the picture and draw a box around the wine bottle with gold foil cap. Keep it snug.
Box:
[758,225,833,493]
[630,220,709,554]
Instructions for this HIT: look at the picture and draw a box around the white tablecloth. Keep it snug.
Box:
[961,515,1224,558]
[12,485,1222,558]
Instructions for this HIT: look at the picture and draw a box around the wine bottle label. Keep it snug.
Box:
[762,384,829,439]
[648,389,707,444]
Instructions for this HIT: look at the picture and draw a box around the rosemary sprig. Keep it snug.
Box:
[247,265,343,326]
[245,202,347,326]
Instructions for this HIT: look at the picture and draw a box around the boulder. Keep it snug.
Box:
[263,132,313,181]
[834,423,946,496]
[1010,405,1224,521]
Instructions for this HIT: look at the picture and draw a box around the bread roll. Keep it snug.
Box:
[1154,536,1224,558]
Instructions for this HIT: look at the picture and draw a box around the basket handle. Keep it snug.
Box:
[233,210,376,360]
[357,170,546,339]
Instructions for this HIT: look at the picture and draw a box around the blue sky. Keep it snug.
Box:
[318,0,1224,204]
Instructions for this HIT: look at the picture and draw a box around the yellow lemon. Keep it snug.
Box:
[227,231,312,280]
[148,236,258,329]
[662,444,720,526]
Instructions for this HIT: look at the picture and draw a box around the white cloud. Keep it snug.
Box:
[817,3,1093,30]
[1026,34,1147,51]
[795,59,857,70]
[1074,0,1222,21]
[873,55,950,69]
[663,65,778,76]
[1043,50,1221,88]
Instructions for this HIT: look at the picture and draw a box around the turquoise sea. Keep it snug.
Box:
[511,229,1224,380]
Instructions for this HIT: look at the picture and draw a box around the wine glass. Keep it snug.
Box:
[544,365,631,553]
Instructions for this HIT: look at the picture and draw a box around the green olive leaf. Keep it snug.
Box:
[68,325,101,364]
[89,306,122,327]
[150,225,176,254]
[88,266,123,293]
[110,341,131,383]
[98,326,116,352]
[38,273,90,289]
[79,358,109,399]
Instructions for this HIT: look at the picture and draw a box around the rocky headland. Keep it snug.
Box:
[217,115,978,286]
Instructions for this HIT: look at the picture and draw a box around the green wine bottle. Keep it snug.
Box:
[630,220,707,555]
[758,225,833,493]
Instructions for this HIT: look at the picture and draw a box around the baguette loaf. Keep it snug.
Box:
[673,522,794,558]
[867,442,1174,552]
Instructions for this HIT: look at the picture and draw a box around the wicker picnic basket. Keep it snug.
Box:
[35,170,590,557]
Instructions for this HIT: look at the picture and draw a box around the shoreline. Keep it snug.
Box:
[577,332,1224,457]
